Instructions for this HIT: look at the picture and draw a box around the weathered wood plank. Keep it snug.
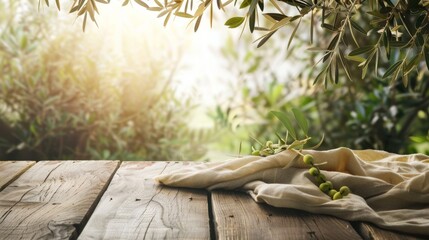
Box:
[212,190,362,240]
[0,161,35,191]
[354,223,427,240]
[79,162,210,240]
[0,160,119,240]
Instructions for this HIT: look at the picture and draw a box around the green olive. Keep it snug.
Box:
[303,154,314,165]
[328,189,337,198]
[339,186,351,196]
[333,192,343,200]
[308,167,319,176]
[325,181,333,189]
[319,182,331,193]
[316,174,326,183]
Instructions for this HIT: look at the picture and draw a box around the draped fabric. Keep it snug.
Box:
[155,148,429,236]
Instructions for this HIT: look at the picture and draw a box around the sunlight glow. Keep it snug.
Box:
[54,1,229,107]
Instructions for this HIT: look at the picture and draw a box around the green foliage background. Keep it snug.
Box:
[210,32,429,155]
[2,0,429,161]
[0,1,209,160]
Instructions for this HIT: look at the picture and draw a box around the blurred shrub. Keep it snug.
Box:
[0,1,209,160]
[212,31,429,155]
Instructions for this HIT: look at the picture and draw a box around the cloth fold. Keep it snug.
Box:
[155,148,429,236]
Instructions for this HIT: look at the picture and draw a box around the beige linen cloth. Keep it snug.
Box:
[155,148,429,236]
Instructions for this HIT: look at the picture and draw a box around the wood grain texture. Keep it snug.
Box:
[79,161,210,240]
[211,190,363,240]
[354,223,427,240]
[0,160,119,240]
[0,161,35,191]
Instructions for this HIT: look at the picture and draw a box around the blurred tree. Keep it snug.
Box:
[0,1,210,160]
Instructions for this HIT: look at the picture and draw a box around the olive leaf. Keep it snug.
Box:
[383,60,403,79]
[270,111,297,140]
[135,0,149,8]
[225,17,245,28]
[350,20,366,35]
[292,108,309,136]
[349,46,374,56]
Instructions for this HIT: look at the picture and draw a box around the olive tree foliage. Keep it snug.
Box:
[42,0,429,86]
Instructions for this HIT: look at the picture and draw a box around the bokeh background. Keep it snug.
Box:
[1,0,428,161]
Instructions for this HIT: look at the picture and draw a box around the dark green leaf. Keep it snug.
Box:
[257,0,264,11]
[313,66,327,85]
[278,0,309,8]
[349,46,374,56]
[398,13,413,36]
[416,13,426,28]
[416,33,424,47]
[405,54,421,73]
[292,108,309,136]
[264,13,288,21]
[257,30,277,48]
[321,23,337,31]
[249,11,256,33]
[216,0,221,9]
[383,60,403,78]
[350,20,366,34]
[384,32,390,59]
[324,34,339,62]
[225,17,245,28]
[270,111,297,140]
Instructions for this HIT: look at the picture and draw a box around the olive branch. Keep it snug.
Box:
[251,109,350,200]
[39,0,429,87]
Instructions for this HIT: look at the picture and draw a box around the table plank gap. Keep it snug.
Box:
[0,160,120,240]
[211,190,363,240]
[353,222,427,240]
[0,161,35,191]
[79,161,210,240]
[207,192,217,240]
[77,160,122,235]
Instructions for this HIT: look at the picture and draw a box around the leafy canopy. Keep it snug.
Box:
[41,0,429,86]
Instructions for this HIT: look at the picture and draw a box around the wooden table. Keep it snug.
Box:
[0,161,426,239]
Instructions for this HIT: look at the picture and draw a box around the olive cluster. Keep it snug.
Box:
[303,154,350,200]
[251,141,285,157]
